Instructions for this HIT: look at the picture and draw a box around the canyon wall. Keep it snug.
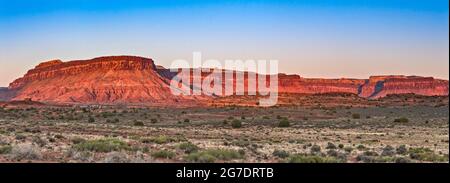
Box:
[6,56,201,105]
[1,56,447,105]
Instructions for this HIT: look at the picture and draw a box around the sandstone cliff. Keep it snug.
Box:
[2,56,448,105]
[7,56,201,105]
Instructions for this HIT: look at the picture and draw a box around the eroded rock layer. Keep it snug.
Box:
[0,56,447,105]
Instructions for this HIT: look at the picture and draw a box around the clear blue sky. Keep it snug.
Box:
[0,0,448,86]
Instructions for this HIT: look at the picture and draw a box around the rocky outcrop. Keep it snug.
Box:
[359,76,449,98]
[278,74,365,94]
[7,56,201,105]
[2,56,448,105]
[9,56,157,90]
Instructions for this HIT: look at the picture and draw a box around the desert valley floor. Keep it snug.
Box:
[0,94,448,163]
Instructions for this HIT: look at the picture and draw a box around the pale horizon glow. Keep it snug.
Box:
[0,0,449,87]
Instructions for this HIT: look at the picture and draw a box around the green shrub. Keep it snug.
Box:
[185,152,217,163]
[151,150,176,159]
[141,135,184,144]
[71,137,86,144]
[54,134,65,139]
[310,145,321,154]
[394,117,409,123]
[344,147,353,153]
[357,155,395,163]
[356,144,366,150]
[362,151,379,156]
[288,154,342,163]
[15,134,26,140]
[88,117,95,123]
[381,145,395,156]
[178,142,199,154]
[396,145,408,155]
[133,120,144,126]
[231,120,242,128]
[0,145,12,154]
[326,142,337,149]
[352,113,361,119]
[73,138,129,152]
[394,157,412,163]
[272,150,290,158]
[185,149,243,162]
[408,147,448,162]
[278,119,290,128]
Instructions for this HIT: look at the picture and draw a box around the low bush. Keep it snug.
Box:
[408,147,448,162]
[278,119,291,128]
[231,120,242,128]
[310,145,321,154]
[178,142,200,154]
[133,120,144,126]
[151,150,176,159]
[185,149,243,163]
[352,113,361,119]
[326,142,337,149]
[394,117,409,123]
[10,144,42,160]
[288,154,342,163]
[0,145,12,154]
[73,138,129,153]
[396,145,408,155]
[272,149,290,158]
[141,135,185,144]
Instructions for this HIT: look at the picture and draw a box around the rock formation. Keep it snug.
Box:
[6,56,202,105]
[0,55,447,105]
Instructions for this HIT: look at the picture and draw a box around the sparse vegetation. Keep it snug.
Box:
[352,113,361,119]
[231,120,242,128]
[273,149,290,158]
[0,145,12,154]
[185,149,243,162]
[141,135,184,144]
[0,99,447,163]
[278,119,291,128]
[288,154,342,163]
[178,142,199,154]
[394,117,409,123]
[310,145,321,154]
[10,144,42,160]
[408,147,448,162]
[73,138,129,153]
[396,145,408,155]
[151,150,176,159]
[133,120,144,126]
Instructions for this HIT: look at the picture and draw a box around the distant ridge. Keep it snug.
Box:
[0,56,448,105]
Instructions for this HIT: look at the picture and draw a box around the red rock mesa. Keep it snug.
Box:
[0,56,448,105]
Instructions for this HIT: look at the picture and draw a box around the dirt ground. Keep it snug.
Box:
[0,95,448,163]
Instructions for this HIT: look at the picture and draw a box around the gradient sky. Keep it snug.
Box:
[0,0,448,87]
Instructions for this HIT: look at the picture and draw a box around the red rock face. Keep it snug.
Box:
[359,76,449,98]
[157,68,448,99]
[7,56,202,105]
[2,56,448,105]
[278,74,365,94]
